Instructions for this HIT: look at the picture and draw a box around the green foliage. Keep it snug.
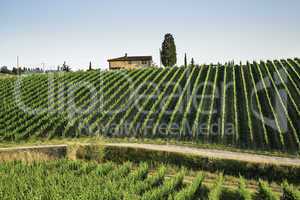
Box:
[184,53,187,67]
[174,173,204,200]
[0,58,299,155]
[61,61,71,72]
[236,176,252,200]
[0,66,11,74]
[103,146,300,185]
[142,170,185,200]
[0,161,298,199]
[88,61,92,71]
[131,165,166,195]
[191,58,194,67]
[256,180,279,200]
[75,144,105,162]
[208,173,224,200]
[161,33,177,67]
[281,181,300,200]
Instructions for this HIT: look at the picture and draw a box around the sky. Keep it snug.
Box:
[0,0,300,70]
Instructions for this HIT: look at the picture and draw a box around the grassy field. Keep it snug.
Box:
[0,160,299,200]
[0,58,299,154]
[0,74,15,79]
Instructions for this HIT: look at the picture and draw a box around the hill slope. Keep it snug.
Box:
[0,58,299,153]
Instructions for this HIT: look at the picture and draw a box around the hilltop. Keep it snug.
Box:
[0,58,299,154]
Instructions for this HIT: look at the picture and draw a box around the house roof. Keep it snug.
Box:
[108,55,152,62]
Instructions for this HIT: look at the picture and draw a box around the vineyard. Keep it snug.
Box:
[0,58,299,153]
[0,160,299,200]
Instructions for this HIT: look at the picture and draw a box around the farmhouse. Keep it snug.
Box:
[108,54,153,70]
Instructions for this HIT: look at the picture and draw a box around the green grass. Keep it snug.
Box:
[0,74,15,79]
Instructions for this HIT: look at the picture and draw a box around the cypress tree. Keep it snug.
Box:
[63,61,66,71]
[191,58,195,67]
[160,33,177,67]
[184,53,187,67]
[89,62,92,71]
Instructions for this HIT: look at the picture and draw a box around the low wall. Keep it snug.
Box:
[0,145,67,162]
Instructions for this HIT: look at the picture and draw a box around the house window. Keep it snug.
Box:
[142,60,147,65]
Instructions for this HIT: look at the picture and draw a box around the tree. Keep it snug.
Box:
[184,53,187,67]
[89,62,92,71]
[160,33,177,67]
[0,66,10,74]
[191,58,195,67]
[61,61,71,72]
[12,67,19,74]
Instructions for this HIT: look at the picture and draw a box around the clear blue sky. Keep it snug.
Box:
[1,0,299,70]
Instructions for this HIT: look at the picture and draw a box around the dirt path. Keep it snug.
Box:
[106,143,300,166]
[1,143,300,166]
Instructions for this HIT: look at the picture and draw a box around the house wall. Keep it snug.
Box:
[109,60,152,70]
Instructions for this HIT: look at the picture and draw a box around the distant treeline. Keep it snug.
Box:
[0,62,73,75]
[0,66,47,75]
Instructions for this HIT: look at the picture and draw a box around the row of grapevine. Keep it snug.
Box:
[0,72,92,139]
[206,66,221,142]
[191,66,212,138]
[114,69,165,135]
[128,68,174,135]
[166,67,197,136]
[252,62,285,149]
[179,66,208,137]
[90,69,146,134]
[249,63,269,146]
[70,69,143,135]
[239,64,254,146]
[106,70,162,133]
[263,61,300,150]
[151,67,190,136]
[140,68,183,136]
[103,69,157,134]
[62,71,119,136]
[1,160,299,199]
[0,59,299,152]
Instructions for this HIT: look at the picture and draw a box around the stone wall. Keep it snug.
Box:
[0,145,67,162]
